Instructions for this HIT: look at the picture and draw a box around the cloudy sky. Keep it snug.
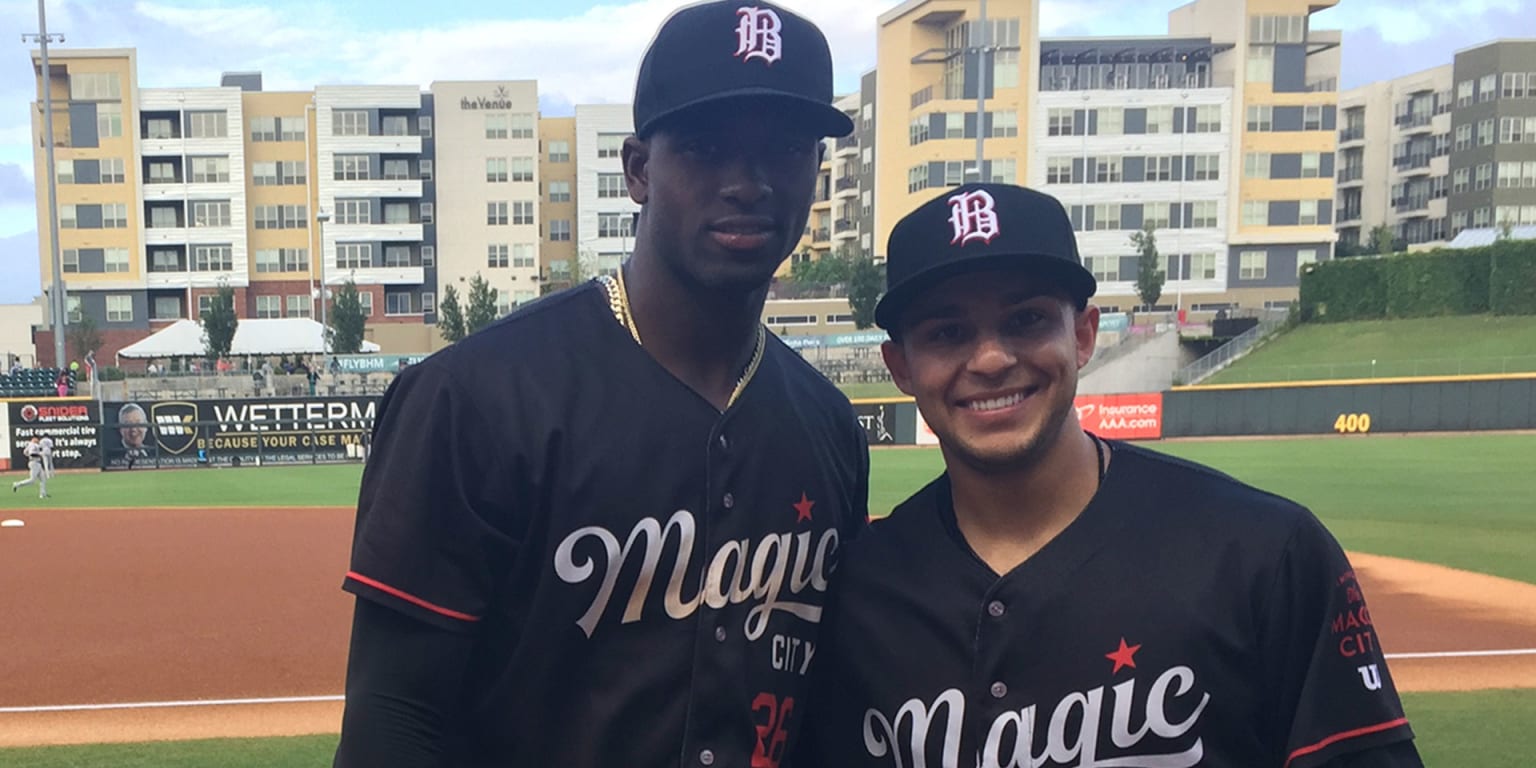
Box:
[0,0,1532,301]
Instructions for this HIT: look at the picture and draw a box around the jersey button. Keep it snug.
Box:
[718,433,729,450]
[987,600,1006,618]
[699,749,716,766]
[723,493,735,509]
[715,626,727,642]
[990,681,1008,699]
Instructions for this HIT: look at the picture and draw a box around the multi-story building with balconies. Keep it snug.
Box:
[573,104,636,284]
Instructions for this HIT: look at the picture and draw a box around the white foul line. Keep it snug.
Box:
[5,651,1536,715]
[0,694,343,714]
[1386,648,1536,660]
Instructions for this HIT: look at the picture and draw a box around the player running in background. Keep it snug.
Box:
[39,435,55,478]
[792,183,1421,768]
[332,3,868,766]
[11,437,48,498]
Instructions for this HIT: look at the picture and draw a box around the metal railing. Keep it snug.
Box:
[1203,355,1536,385]
[1339,126,1366,142]
[1173,309,1291,386]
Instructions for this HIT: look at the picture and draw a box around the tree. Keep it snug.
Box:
[65,310,102,366]
[540,252,599,296]
[1367,224,1397,257]
[438,284,467,343]
[789,248,853,296]
[1498,219,1516,242]
[847,251,883,329]
[328,280,367,354]
[465,274,499,335]
[1129,224,1165,312]
[200,282,238,361]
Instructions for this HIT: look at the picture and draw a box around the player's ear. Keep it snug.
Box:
[1074,303,1100,370]
[622,135,650,205]
[881,340,917,397]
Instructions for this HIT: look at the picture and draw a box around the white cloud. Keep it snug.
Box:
[1313,0,1524,43]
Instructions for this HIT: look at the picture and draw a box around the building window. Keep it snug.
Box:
[1047,108,1076,136]
[1246,46,1274,83]
[991,111,1018,137]
[334,155,370,181]
[550,219,571,241]
[188,201,226,228]
[1190,201,1218,228]
[421,246,435,267]
[106,295,133,323]
[1094,157,1123,183]
[419,159,433,180]
[1146,155,1175,182]
[381,115,409,136]
[598,212,632,238]
[1091,204,1120,231]
[97,103,123,139]
[149,206,179,229]
[992,49,1020,89]
[1303,106,1324,131]
[1480,74,1498,102]
[421,292,436,314]
[67,296,83,323]
[488,201,508,225]
[944,161,967,186]
[383,159,411,180]
[150,249,182,272]
[511,157,534,182]
[597,133,625,158]
[909,117,929,145]
[1144,202,1172,229]
[69,72,121,100]
[1297,248,1319,276]
[1457,80,1474,107]
[987,158,1017,185]
[286,295,311,318]
[336,199,371,225]
[103,248,129,272]
[334,110,369,136]
[487,157,509,183]
[1301,152,1321,178]
[765,314,816,327]
[1246,105,1272,132]
[1250,15,1305,43]
[337,243,372,269]
[488,243,509,268]
[384,246,412,267]
[250,117,277,142]
[196,295,212,316]
[386,292,413,316]
[192,245,233,271]
[187,111,228,139]
[254,248,308,273]
[1242,201,1269,226]
[510,113,535,139]
[1299,200,1320,226]
[421,202,434,224]
[1239,251,1268,280]
[145,118,175,139]
[418,116,433,138]
[1453,167,1470,194]
[1475,163,1493,190]
[153,296,182,320]
[358,291,373,317]
[1478,119,1494,146]
[1193,105,1221,133]
[908,165,928,194]
[1500,117,1535,144]
[1191,154,1220,181]
[512,244,536,268]
[549,140,570,162]
[1096,108,1124,136]
[548,180,571,202]
[1190,252,1217,280]
[944,113,965,139]
[383,203,411,225]
[1086,255,1119,282]
[1146,106,1174,135]
[512,201,534,225]
[62,249,78,272]
[60,204,77,229]
[1047,157,1072,185]
[55,160,74,184]
[190,156,230,183]
[256,295,282,319]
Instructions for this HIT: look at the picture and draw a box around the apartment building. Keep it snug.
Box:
[28,48,439,363]
[430,81,541,314]
[573,104,636,282]
[539,116,578,292]
[1336,40,1536,251]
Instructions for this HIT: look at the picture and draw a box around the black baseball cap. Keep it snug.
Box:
[633,1,854,139]
[875,183,1097,331]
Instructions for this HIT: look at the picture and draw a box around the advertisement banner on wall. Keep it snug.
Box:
[853,401,900,446]
[1074,393,1164,440]
[6,399,101,470]
[101,396,379,470]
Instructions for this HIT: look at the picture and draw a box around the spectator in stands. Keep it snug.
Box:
[54,369,69,397]
[8,359,21,376]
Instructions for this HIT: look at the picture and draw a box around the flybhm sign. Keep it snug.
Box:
[461,85,515,110]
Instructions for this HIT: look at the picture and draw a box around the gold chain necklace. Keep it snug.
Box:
[597,271,764,408]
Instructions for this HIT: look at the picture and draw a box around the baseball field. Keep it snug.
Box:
[2,432,1534,766]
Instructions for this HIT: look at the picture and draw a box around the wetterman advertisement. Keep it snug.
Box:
[7,400,101,470]
[100,396,379,470]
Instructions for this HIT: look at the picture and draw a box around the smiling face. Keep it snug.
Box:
[882,268,1100,475]
[120,408,148,449]
[623,102,823,292]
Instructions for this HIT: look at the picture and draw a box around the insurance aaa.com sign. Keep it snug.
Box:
[1074,393,1163,440]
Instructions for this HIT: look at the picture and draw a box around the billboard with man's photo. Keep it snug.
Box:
[101,396,380,470]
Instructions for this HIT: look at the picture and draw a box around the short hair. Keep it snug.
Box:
[119,403,146,422]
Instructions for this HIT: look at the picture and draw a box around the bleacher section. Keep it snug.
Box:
[0,368,70,397]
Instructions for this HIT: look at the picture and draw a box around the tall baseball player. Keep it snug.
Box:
[332,3,868,767]
[40,435,55,478]
[11,437,48,498]
[791,184,1421,768]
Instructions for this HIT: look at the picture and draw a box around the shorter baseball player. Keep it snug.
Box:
[40,435,55,478]
[12,437,48,498]
[793,184,1421,767]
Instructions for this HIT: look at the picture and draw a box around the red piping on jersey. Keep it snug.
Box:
[345,571,481,623]
[1283,718,1410,767]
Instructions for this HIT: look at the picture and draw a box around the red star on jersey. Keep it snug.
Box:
[1106,637,1141,675]
[793,492,815,523]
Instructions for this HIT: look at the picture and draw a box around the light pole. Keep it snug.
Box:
[974,0,988,178]
[315,210,330,353]
[23,0,67,369]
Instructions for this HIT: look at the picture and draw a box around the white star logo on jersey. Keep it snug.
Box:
[948,189,1000,246]
[734,6,783,66]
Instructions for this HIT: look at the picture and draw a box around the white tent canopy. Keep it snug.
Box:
[116,318,380,360]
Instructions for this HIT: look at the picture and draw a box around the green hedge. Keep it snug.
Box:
[1384,249,1491,318]
[1301,241,1536,322]
[1299,257,1387,322]
[1490,242,1536,315]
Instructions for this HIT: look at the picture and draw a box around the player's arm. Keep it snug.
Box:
[333,359,520,763]
[1261,512,1422,768]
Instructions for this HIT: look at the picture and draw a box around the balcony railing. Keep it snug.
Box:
[1339,126,1365,142]
[1393,196,1431,214]
[1338,207,1362,223]
[1338,167,1364,183]
[1395,112,1433,130]
[813,228,830,242]
[835,176,858,192]
[1393,153,1432,172]
[836,135,858,150]
[833,218,855,233]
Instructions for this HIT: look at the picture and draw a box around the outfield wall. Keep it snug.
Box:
[99,396,380,470]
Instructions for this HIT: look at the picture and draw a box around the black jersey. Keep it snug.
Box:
[343,281,870,767]
[795,440,1417,768]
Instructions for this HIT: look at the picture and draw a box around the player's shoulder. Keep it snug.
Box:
[758,334,863,432]
[407,282,607,380]
[846,475,950,562]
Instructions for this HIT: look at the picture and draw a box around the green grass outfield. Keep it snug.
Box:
[2,432,1534,766]
[1205,314,1536,385]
